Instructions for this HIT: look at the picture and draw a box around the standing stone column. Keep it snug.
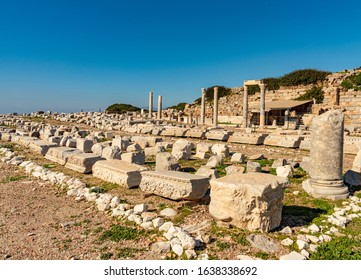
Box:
[243,85,248,128]
[177,113,181,123]
[201,88,206,125]
[149,91,153,118]
[157,95,162,120]
[284,109,290,129]
[259,84,266,127]
[302,110,349,200]
[213,87,218,126]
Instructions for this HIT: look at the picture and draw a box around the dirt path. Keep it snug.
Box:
[0,162,156,260]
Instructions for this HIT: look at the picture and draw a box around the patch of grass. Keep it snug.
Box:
[215,164,228,177]
[94,226,104,233]
[0,143,14,150]
[282,205,327,224]
[173,205,193,225]
[43,163,57,169]
[231,231,249,245]
[100,252,113,260]
[116,247,145,258]
[99,225,140,242]
[256,159,274,167]
[216,241,231,250]
[255,252,269,260]
[268,168,277,175]
[310,237,361,260]
[1,175,28,183]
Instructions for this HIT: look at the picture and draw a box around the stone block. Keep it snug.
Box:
[155,152,180,171]
[228,133,268,145]
[230,153,245,163]
[65,153,104,173]
[211,144,229,157]
[29,140,58,156]
[45,147,82,165]
[139,171,210,200]
[102,146,121,160]
[121,152,145,165]
[209,173,289,232]
[112,138,130,151]
[76,138,93,153]
[93,160,147,188]
[172,139,194,160]
[246,161,261,173]
[205,130,230,141]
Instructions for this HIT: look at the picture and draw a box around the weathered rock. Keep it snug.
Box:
[211,144,229,157]
[276,165,294,178]
[159,209,177,219]
[279,251,306,260]
[171,139,194,160]
[76,138,93,153]
[155,152,180,171]
[206,155,223,168]
[151,242,171,254]
[247,234,283,253]
[272,158,287,168]
[139,171,209,201]
[65,153,104,173]
[225,165,245,175]
[101,146,121,160]
[93,160,147,188]
[246,161,261,172]
[230,153,245,163]
[45,147,82,165]
[121,152,145,165]
[195,166,219,179]
[209,173,289,232]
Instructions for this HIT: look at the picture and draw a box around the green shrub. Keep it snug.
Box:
[279,69,330,86]
[204,86,233,102]
[169,102,187,111]
[294,86,324,103]
[310,237,361,260]
[341,79,354,90]
[99,225,139,242]
[106,103,140,114]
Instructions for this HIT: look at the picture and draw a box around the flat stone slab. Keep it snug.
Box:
[45,147,82,165]
[264,134,303,148]
[12,136,39,147]
[28,140,58,156]
[65,153,104,173]
[228,133,268,145]
[93,159,147,188]
[209,173,289,232]
[185,129,206,139]
[139,171,210,201]
[205,131,230,141]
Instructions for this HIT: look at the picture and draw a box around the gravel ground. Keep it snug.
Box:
[0,162,159,260]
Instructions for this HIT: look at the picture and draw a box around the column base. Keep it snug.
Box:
[302,179,349,200]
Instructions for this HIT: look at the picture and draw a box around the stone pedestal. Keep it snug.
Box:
[302,110,349,200]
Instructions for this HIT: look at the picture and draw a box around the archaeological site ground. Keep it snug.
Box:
[1,68,361,260]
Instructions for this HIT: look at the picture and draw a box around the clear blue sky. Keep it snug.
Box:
[0,0,360,113]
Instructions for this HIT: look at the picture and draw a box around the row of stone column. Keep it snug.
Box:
[148,91,162,120]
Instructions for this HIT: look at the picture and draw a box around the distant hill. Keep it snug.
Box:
[106,103,141,114]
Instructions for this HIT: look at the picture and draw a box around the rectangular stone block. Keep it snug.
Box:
[228,133,268,145]
[139,171,209,201]
[185,129,206,139]
[93,160,147,188]
[65,153,104,173]
[76,138,93,153]
[29,140,58,156]
[45,147,82,165]
[205,131,230,141]
[209,173,289,232]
